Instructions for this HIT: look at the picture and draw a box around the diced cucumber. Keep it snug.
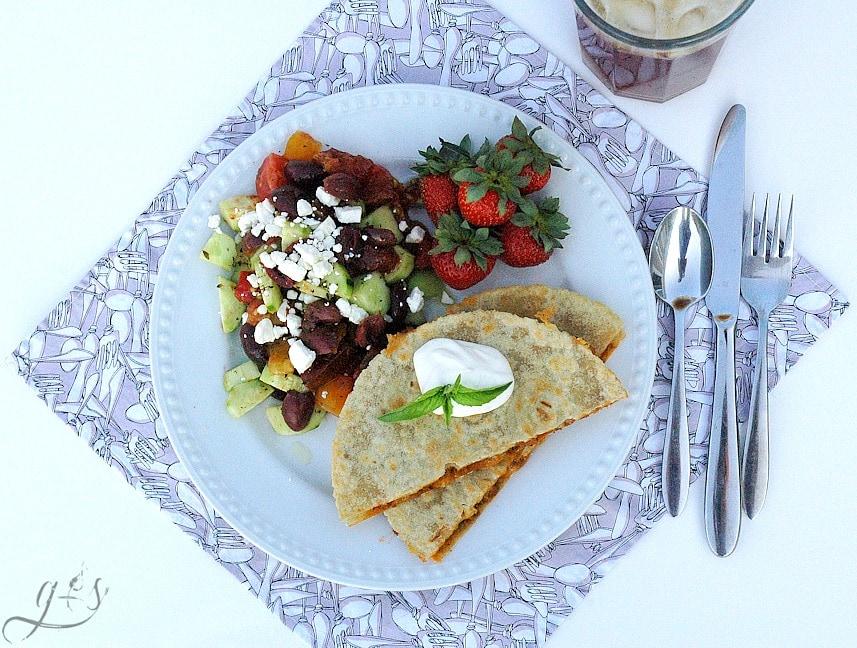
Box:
[324,263,353,299]
[407,269,444,299]
[384,246,415,283]
[405,310,427,326]
[295,280,330,298]
[226,379,273,418]
[248,245,272,271]
[219,195,259,232]
[266,406,326,435]
[253,258,282,313]
[280,221,311,248]
[365,205,402,242]
[260,366,307,392]
[200,231,237,270]
[217,278,246,333]
[223,361,261,392]
[352,272,391,315]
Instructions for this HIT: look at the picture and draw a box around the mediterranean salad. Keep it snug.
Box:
[201,121,570,435]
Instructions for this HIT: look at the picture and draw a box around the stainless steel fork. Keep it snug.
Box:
[740,193,795,518]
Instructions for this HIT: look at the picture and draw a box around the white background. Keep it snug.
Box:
[1,1,855,646]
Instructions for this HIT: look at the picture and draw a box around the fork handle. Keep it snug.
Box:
[705,320,742,556]
[663,307,689,517]
[742,311,770,518]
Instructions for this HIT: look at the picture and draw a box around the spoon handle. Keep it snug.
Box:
[663,308,689,517]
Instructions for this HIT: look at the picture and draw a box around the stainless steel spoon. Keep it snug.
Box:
[649,206,714,517]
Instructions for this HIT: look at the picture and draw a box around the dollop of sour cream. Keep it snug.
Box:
[412,338,515,418]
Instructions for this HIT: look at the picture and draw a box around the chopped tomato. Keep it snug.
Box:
[234,271,255,304]
[315,374,354,416]
[245,299,267,325]
[284,131,322,161]
[255,153,287,200]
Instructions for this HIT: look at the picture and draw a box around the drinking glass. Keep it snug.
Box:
[573,0,755,102]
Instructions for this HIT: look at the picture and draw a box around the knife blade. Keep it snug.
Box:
[704,104,745,557]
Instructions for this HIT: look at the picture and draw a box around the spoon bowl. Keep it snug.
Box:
[649,206,713,516]
[650,206,714,310]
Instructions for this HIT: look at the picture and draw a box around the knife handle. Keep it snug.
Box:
[705,321,742,556]
[663,308,689,517]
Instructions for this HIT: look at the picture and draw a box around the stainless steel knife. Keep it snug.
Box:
[704,104,746,557]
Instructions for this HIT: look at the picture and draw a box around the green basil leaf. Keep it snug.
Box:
[378,386,447,423]
[442,396,453,426]
[451,381,513,406]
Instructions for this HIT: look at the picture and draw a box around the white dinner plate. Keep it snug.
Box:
[151,84,657,590]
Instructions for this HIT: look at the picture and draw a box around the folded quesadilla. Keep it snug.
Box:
[332,310,627,526]
[383,286,625,560]
[447,284,625,360]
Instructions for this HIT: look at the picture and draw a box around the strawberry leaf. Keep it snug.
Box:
[465,183,489,203]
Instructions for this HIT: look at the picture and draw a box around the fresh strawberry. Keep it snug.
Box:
[500,197,570,268]
[419,174,458,224]
[412,135,479,223]
[429,213,503,289]
[452,148,529,226]
[497,117,562,194]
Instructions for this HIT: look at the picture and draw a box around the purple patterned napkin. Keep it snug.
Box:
[13,1,848,645]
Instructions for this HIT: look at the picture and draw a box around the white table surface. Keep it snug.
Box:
[2,1,856,646]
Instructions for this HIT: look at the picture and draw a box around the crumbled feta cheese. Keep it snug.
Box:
[269,250,288,265]
[286,289,299,300]
[335,298,352,319]
[310,259,333,280]
[293,243,322,266]
[254,318,276,344]
[208,214,221,229]
[361,234,368,241]
[285,313,302,337]
[259,252,277,269]
[398,220,408,232]
[315,186,340,207]
[321,391,328,399]
[280,260,307,282]
[334,298,368,324]
[406,286,424,313]
[300,293,319,304]
[276,302,291,321]
[241,312,249,324]
[288,339,316,373]
[383,314,393,323]
[405,225,426,244]
[328,283,338,295]
[296,199,314,217]
[301,217,320,229]
[295,302,304,311]
[313,217,337,239]
[332,243,342,253]
[334,205,362,224]
[256,304,268,315]
[441,291,455,305]
[347,304,368,324]
[246,273,260,288]
[238,199,277,236]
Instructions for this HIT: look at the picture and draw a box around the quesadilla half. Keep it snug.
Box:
[383,286,625,560]
[448,284,625,360]
[332,310,627,526]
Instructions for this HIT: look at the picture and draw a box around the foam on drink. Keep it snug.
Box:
[585,0,743,39]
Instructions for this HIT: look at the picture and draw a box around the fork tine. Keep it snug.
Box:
[743,195,755,260]
[758,193,769,258]
[771,194,783,258]
[784,195,795,259]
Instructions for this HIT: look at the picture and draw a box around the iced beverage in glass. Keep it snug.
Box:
[574,0,755,102]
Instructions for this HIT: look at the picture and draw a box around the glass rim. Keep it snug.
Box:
[573,0,755,50]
